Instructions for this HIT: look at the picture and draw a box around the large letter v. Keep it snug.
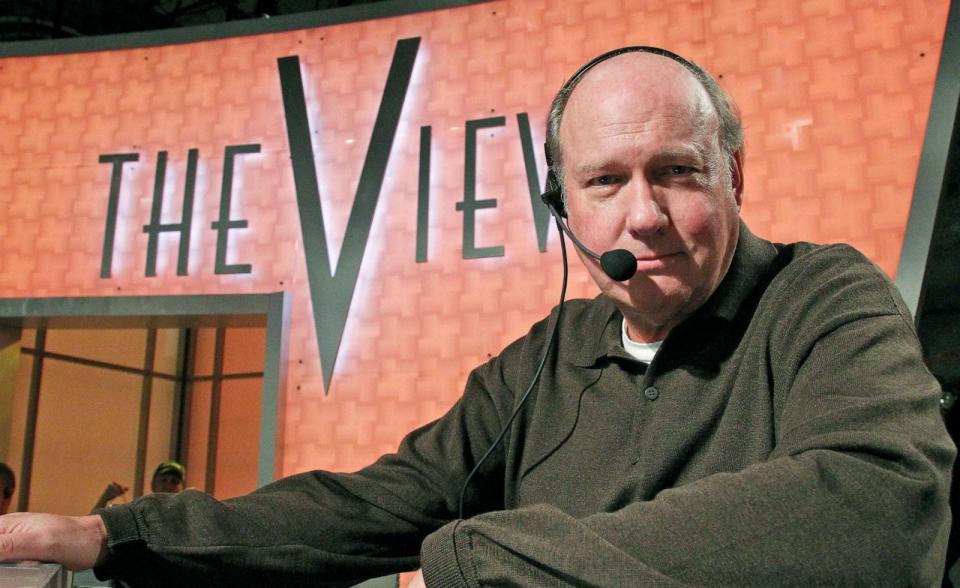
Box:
[278,38,420,392]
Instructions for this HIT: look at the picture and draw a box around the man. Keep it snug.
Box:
[148,461,185,494]
[0,47,953,586]
[0,463,14,515]
[90,461,186,513]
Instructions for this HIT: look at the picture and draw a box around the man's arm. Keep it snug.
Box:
[419,251,955,587]
[0,389,501,586]
[0,318,542,586]
[0,512,108,570]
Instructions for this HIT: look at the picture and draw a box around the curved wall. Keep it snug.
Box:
[0,0,950,476]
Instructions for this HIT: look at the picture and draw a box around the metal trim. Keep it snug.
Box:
[134,328,158,498]
[895,0,960,319]
[1,292,290,494]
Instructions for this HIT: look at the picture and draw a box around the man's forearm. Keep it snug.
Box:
[419,450,950,587]
[0,512,108,571]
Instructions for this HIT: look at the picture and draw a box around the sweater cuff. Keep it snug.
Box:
[92,505,145,581]
[97,504,145,546]
[421,519,474,588]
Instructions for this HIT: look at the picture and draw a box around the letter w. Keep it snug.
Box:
[278,38,420,392]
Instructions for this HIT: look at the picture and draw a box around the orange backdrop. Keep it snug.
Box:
[0,0,950,476]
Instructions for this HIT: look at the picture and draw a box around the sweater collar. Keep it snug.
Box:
[575,222,779,367]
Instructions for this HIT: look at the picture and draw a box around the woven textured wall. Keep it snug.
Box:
[0,0,949,476]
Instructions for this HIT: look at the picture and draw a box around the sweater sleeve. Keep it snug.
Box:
[94,330,541,587]
[419,249,955,587]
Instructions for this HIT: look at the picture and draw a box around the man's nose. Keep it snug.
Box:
[625,181,668,236]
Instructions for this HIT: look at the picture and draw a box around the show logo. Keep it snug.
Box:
[97,37,554,388]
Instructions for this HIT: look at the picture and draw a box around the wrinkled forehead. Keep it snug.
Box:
[560,52,716,143]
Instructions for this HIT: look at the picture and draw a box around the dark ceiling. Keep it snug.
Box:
[0,0,385,40]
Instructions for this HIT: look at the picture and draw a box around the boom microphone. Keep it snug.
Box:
[539,167,638,281]
[598,249,638,281]
[543,201,638,281]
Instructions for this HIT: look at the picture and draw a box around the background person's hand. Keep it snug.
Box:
[91,482,128,513]
[99,482,128,503]
[0,513,108,571]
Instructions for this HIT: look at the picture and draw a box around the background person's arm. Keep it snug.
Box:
[90,482,128,514]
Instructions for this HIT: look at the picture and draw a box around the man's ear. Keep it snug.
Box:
[730,150,744,208]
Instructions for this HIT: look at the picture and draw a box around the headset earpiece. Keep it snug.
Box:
[541,169,566,218]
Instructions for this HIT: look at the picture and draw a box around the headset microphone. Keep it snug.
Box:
[540,170,638,282]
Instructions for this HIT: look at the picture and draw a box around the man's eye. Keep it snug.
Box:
[667,165,693,175]
[590,175,617,186]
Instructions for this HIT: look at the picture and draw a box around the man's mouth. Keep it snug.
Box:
[634,252,680,270]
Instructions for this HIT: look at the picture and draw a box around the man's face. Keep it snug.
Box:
[559,53,743,342]
[151,474,184,494]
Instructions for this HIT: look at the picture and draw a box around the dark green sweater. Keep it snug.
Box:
[99,226,955,586]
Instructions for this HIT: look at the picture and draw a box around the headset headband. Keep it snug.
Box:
[545,46,699,168]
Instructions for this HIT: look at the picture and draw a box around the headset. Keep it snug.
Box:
[538,46,706,282]
[540,46,704,218]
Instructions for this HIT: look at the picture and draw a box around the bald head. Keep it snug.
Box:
[545,48,742,190]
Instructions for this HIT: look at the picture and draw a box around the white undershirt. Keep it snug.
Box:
[621,318,663,363]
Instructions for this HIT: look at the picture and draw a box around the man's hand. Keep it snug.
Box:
[407,569,426,588]
[0,513,108,571]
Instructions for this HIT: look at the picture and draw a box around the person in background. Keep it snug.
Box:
[0,463,14,515]
[148,461,185,494]
[91,461,185,513]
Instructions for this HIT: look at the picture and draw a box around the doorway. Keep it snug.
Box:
[0,292,288,515]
